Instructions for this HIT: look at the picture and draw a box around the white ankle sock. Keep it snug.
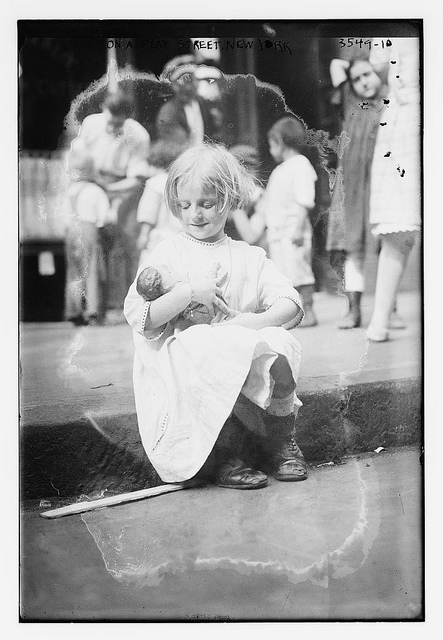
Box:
[267,392,295,416]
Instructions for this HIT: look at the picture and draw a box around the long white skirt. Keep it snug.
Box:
[369,98,421,227]
[133,324,302,482]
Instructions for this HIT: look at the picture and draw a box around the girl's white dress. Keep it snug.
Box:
[124,233,304,482]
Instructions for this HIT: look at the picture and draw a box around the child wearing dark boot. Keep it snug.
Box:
[258,117,318,327]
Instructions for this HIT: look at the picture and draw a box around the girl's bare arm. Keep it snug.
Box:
[221,298,300,330]
[145,278,229,331]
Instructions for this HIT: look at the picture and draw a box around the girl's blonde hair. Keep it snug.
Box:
[165,143,256,219]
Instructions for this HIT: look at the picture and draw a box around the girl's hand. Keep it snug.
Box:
[211,306,241,324]
[206,261,221,278]
[189,276,227,315]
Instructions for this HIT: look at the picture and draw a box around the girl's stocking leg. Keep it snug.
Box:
[339,253,364,329]
[262,357,307,481]
[297,284,317,327]
[368,233,412,339]
[389,297,407,329]
[270,355,295,399]
[65,230,87,324]
[84,224,100,318]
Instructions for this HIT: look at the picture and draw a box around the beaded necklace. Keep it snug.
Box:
[180,232,228,247]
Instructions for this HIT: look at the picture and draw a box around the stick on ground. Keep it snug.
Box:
[40,480,201,519]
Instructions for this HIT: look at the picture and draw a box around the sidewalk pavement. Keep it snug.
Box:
[20,446,423,621]
[20,290,422,500]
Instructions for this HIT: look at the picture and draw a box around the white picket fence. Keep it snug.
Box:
[19,150,70,242]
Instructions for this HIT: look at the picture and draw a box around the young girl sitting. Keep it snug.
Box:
[124,144,307,490]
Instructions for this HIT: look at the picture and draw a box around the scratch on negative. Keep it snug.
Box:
[58,330,87,380]
[398,493,405,515]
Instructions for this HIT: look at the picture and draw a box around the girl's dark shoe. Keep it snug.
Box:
[216,458,268,490]
[262,414,308,482]
[67,314,88,327]
[273,435,308,481]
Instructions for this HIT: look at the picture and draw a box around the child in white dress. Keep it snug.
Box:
[62,142,115,326]
[124,144,307,490]
[259,117,318,327]
[136,140,185,264]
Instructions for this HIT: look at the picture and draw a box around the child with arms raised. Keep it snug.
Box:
[124,144,307,490]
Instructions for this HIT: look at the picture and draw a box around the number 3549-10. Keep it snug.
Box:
[339,38,392,49]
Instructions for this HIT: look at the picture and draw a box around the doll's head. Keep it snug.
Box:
[136,266,167,301]
[267,116,307,163]
[164,144,255,243]
[347,58,382,99]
